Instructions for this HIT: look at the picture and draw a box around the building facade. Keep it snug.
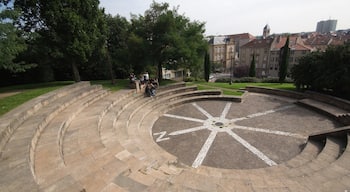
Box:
[227,33,255,64]
[239,37,274,78]
[316,19,337,34]
[240,34,313,78]
[208,36,235,72]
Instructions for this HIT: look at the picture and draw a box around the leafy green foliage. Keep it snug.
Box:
[0,8,36,72]
[291,43,350,98]
[130,2,208,81]
[105,15,130,79]
[204,52,210,82]
[279,36,290,83]
[249,54,256,77]
[14,0,107,82]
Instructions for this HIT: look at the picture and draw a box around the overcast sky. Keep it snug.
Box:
[99,0,350,36]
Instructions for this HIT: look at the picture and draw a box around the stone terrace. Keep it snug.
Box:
[0,82,349,191]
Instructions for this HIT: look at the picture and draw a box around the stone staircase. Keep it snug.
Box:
[0,82,349,191]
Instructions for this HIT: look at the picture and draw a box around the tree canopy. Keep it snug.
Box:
[0,1,208,85]
[0,6,35,73]
[13,0,107,82]
[249,53,256,77]
[130,2,208,81]
[279,35,290,83]
[291,43,350,99]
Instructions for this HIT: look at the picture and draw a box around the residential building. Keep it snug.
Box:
[268,35,313,77]
[162,68,190,81]
[304,32,350,51]
[208,36,235,72]
[240,33,313,78]
[316,19,337,34]
[239,37,274,78]
[227,33,255,63]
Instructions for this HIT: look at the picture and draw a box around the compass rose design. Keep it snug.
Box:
[153,102,306,168]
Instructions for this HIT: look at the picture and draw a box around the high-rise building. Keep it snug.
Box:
[316,19,337,33]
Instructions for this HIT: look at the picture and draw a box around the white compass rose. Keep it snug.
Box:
[153,102,306,168]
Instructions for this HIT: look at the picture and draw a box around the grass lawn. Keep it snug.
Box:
[0,81,73,116]
[91,79,177,91]
[91,79,130,91]
[0,79,178,116]
[0,79,296,116]
[187,81,296,96]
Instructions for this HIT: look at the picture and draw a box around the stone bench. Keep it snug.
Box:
[0,82,90,155]
[245,86,305,100]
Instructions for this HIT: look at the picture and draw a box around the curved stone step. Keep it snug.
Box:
[34,89,109,187]
[296,133,350,191]
[0,83,101,192]
[283,139,323,168]
[0,82,90,155]
[276,136,345,178]
[2,82,349,192]
[297,98,348,121]
[55,89,152,191]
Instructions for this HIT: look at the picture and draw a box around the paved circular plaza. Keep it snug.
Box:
[152,93,339,169]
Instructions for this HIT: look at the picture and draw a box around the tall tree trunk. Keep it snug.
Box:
[72,62,81,82]
[157,61,162,83]
[279,36,290,83]
[106,51,115,85]
[204,52,210,82]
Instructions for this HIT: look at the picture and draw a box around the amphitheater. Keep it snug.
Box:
[0,81,349,192]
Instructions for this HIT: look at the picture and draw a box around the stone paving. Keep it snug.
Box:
[0,82,349,192]
[152,93,338,170]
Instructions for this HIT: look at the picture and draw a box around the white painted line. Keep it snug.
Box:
[192,103,213,119]
[192,130,218,168]
[220,102,232,119]
[226,129,277,166]
[163,114,205,123]
[153,131,170,142]
[230,105,295,123]
[169,126,207,136]
[234,125,306,139]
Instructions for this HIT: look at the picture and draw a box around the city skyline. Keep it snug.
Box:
[99,0,350,36]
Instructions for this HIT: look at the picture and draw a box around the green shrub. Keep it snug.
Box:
[215,78,230,83]
[262,77,294,83]
[234,77,259,83]
[184,77,195,82]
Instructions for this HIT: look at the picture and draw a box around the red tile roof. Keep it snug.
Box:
[241,38,274,48]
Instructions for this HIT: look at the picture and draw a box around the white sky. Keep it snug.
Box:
[99,0,350,36]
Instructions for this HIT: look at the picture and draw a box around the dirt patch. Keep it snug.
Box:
[0,92,22,99]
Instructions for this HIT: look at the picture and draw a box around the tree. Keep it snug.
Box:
[0,7,35,73]
[291,43,350,98]
[279,35,290,83]
[204,52,210,82]
[249,53,256,77]
[130,2,207,82]
[15,0,107,82]
[291,51,321,90]
[105,14,131,79]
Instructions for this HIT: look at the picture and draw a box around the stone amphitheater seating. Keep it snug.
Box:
[0,82,349,191]
[247,86,350,126]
